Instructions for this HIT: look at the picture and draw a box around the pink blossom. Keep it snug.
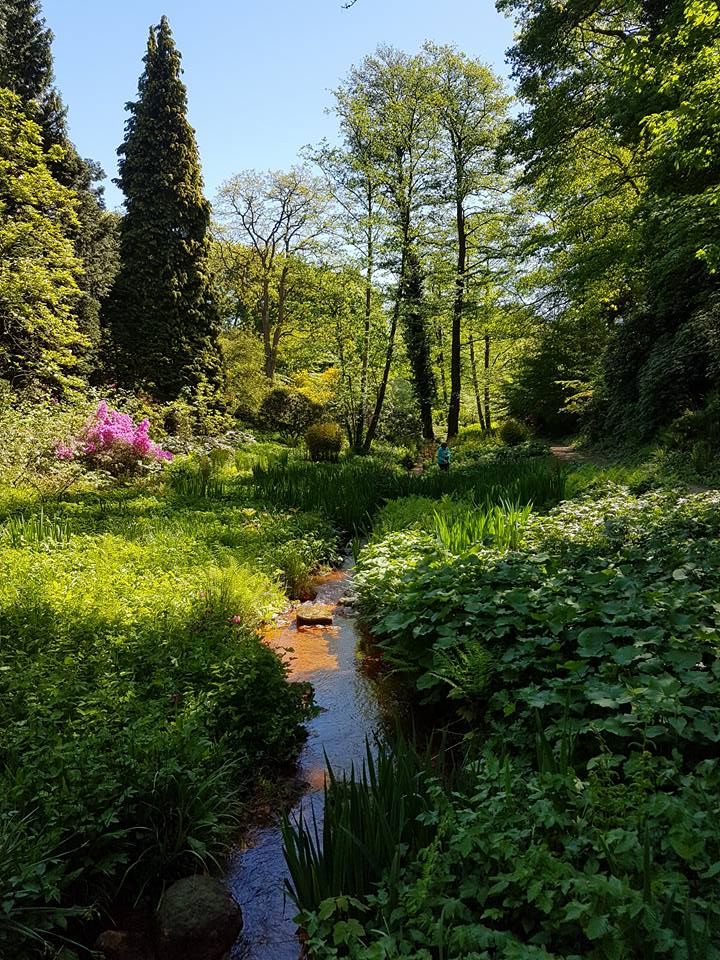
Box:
[55,401,173,473]
[55,442,76,460]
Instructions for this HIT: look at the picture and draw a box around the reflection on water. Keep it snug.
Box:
[226,560,393,960]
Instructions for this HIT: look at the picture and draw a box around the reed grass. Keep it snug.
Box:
[282,733,469,913]
[434,499,533,553]
[2,508,71,547]
[254,458,566,533]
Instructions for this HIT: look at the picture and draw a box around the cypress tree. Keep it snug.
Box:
[104,16,222,400]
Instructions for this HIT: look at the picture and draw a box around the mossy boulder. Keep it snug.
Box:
[156,876,242,960]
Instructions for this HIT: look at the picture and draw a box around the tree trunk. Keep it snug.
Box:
[469,334,487,430]
[261,277,274,379]
[483,332,491,429]
[355,198,374,452]
[447,195,466,439]
[401,247,435,441]
[362,256,404,454]
[436,321,448,405]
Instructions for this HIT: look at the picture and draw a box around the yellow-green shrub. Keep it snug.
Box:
[306,422,343,462]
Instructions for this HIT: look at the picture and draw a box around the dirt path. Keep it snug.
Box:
[550,445,588,463]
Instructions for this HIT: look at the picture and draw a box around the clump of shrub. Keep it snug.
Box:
[691,439,714,474]
[497,416,530,446]
[162,396,195,439]
[306,422,343,462]
[258,387,323,439]
[665,400,720,450]
[57,401,173,476]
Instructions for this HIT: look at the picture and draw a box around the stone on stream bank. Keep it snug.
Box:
[95,930,155,960]
[157,876,242,960]
[296,603,334,627]
[96,877,242,960]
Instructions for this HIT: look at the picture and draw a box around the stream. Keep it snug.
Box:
[226,558,396,960]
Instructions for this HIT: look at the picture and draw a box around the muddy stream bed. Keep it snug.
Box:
[225,558,400,960]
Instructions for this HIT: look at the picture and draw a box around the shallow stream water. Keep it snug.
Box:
[226,559,395,960]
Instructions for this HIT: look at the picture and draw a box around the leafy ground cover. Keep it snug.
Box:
[287,471,720,958]
[0,459,338,956]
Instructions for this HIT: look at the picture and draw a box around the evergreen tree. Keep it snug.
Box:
[0,0,119,370]
[0,88,85,392]
[104,16,222,400]
[0,0,52,103]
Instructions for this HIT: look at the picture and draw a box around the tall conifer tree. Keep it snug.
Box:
[0,0,52,103]
[104,16,222,400]
[0,0,119,369]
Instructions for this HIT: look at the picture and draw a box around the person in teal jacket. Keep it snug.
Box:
[437,441,451,471]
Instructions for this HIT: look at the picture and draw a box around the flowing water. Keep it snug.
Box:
[226,558,396,960]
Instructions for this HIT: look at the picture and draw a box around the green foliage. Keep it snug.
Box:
[299,483,720,958]
[375,379,422,446]
[0,88,86,394]
[499,0,720,442]
[691,440,714,475]
[0,472,339,954]
[664,393,720,452]
[253,457,566,534]
[296,749,720,959]
[400,248,435,438]
[455,423,497,445]
[283,735,462,915]
[0,0,119,375]
[306,422,343,462]
[103,16,222,402]
[497,417,530,446]
[219,327,268,421]
[0,389,90,494]
[356,487,720,714]
[434,499,532,553]
[0,1,53,104]
[2,506,71,547]
[504,315,606,437]
[258,387,323,440]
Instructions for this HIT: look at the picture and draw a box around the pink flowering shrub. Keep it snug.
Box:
[57,401,173,476]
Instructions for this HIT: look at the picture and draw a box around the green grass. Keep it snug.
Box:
[0,471,337,957]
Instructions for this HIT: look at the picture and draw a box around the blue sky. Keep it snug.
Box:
[43,0,516,211]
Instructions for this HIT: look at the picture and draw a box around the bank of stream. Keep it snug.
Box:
[226,557,400,960]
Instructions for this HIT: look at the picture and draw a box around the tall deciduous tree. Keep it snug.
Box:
[311,126,386,451]
[334,47,438,445]
[0,89,85,392]
[498,0,720,436]
[215,167,330,381]
[422,44,510,438]
[104,16,222,401]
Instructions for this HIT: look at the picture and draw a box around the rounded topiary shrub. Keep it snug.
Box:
[258,387,323,439]
[306,422,343,462]
[498,417,530,446]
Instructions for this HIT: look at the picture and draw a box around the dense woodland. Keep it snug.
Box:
[1,0,720,957]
